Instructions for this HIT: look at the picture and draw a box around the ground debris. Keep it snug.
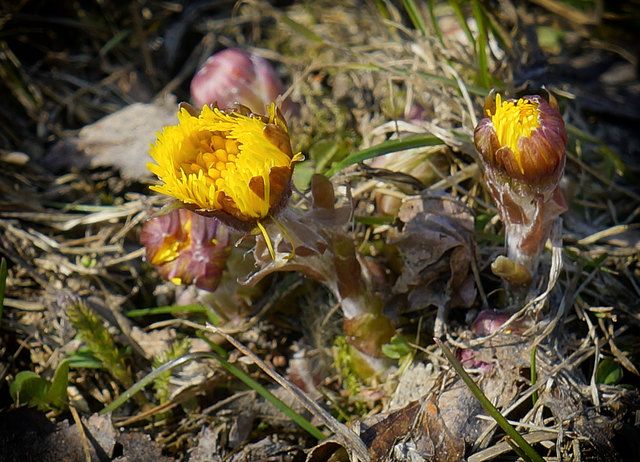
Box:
[0,408,171,462]
[392,192,477,313]
[361,397,466,462]
[0,0,639,461]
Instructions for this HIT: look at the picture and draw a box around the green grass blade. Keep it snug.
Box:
[427,0,445,47]
[100,350,327,441]
[506,436,534,461]
[100,352,199,415]
[199,338,327,441]
[279,14,324,42]
[326,135,443,177]
[531,346,538,405]
[0,258,6,328]
[566,124,627,175]
[354,215,394,226]
[100,28,133,55]
[372,0,391,21]
[217,360,327,439]
[126,304,221,326]
[403,0,428,35]
[435,338,544,462]
[471,0,490,89]
[66,352,103,369]
[448,0,474,46]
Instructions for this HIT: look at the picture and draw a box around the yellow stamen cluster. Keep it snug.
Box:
[490,94,541,174]
[183,133,239,184]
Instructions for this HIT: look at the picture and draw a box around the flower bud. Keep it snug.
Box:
[473,91,568,283]
[141,208,231,292]
[190,48,297,118]
[474,91,566,190]
[457,348,493,373]
[471,309,528,336]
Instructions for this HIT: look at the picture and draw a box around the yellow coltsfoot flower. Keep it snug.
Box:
[148,103,304,231]
[474,91,566,189]
[474,91,567,288]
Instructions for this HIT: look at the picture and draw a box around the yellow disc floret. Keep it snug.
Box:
[490,94,541,175]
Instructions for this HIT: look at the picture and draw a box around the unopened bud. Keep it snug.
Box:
[190,48,297,118]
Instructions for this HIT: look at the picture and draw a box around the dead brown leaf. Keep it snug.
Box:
[392,192,476,312]
[44,95,178,178]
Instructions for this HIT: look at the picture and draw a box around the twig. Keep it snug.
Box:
[69,406,92,462]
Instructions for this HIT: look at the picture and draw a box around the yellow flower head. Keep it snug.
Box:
[474,91,568,277]
[474,91,566,186]
[148,103,303,228]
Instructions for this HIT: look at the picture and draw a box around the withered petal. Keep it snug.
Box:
[249,176,266,200]
[268,166,292,207]
[263,123,293,158]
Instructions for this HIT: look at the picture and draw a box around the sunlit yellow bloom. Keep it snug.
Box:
[148,103,303,228]
[473,91,568,281]
[474,91,566,186]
